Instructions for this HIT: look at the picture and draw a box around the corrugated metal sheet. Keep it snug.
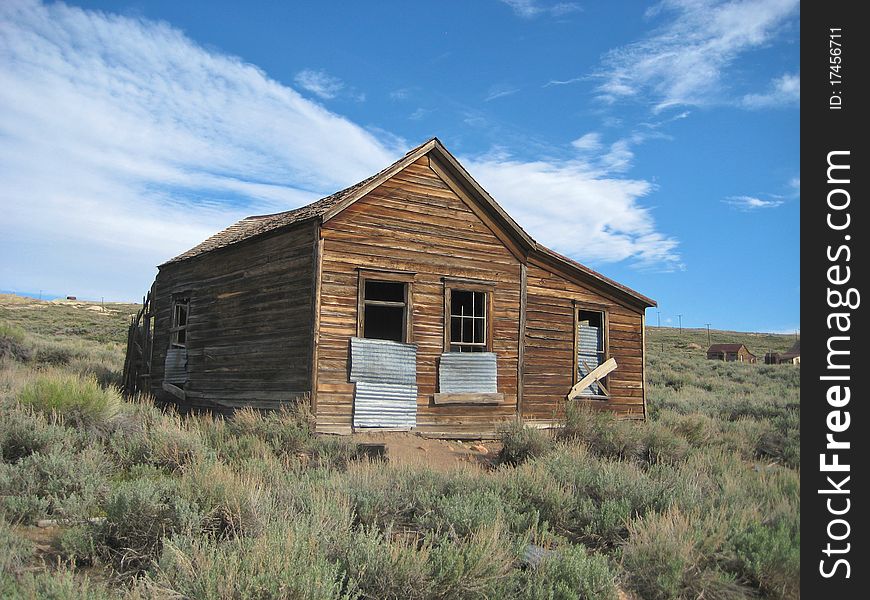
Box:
[438,352,498,393]
[349,337,417,385]
[350,337,418,428]
[353,381,418,428]
[164,348,188,384]
[577,323,601,396]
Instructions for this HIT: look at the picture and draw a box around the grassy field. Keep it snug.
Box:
[0,294,799,599]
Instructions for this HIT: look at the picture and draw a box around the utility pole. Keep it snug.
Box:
[657,311,661,328]
[705,323,711,346]
[677,314,682,333]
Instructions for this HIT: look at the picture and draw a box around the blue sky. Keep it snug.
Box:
[0,0,799,332]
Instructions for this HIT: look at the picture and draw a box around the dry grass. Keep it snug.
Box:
[0,305,799,599]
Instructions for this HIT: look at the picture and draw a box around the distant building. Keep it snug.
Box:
[707,343,757,363]
[765,339,800,365]
[66,296,77,300]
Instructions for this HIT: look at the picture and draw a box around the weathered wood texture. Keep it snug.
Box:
[316,156,521,437]
[150,222,316,409]
[522,260,646,422]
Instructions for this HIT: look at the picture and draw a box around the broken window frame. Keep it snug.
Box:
[442,278,495,353]
[573,303,609,398]
[356,268,415,343]
[169,296,190,349]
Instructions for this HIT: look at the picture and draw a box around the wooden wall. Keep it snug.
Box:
[151,222,316,410]
[316,155,521,437]
[523,259,646,422]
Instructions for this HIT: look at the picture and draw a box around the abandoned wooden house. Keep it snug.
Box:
[124,138,656,437]
[706,343,757,363]
[765,339,800,365]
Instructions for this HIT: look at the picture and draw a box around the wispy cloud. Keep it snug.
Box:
[484,84,520,102]
[741,72,800,108]
[544,76,584,87]
[0,0,398,299]
[500,0,581,19]
[294,68,364,101]
[468,153,682,270]
[571,132,603,151]
[294,69,345,99]
[593,0,799,111]
[724,195,785,211]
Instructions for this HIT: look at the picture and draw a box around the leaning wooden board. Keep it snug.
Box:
[566,357,618,400]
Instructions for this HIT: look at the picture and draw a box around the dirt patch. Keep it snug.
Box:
[352,432,502,471]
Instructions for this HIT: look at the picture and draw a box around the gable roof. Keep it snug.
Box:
[707,343,751,354]
[163,137,655,308]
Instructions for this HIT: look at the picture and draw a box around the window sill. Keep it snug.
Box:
[433,392,504,405]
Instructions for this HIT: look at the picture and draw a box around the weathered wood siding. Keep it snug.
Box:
[151,222,316,410]
[523,259,646,422]
[316,156,521,436]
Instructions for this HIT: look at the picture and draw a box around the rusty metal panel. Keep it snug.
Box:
[164,348,188,384]
[350,337,417,385]
[438,352,498,393]
[353,381,418,428]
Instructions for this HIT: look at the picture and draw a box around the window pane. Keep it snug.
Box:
[450,290,485,318]
[473,316,485,344]
[365,280,405,303]
[364,304,404,342]
[450,316,463,343]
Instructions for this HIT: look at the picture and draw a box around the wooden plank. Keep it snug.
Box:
[433,393,505,405]
[517,263,526,419]
[569,357,617,401]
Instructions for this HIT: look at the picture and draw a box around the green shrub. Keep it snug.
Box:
[520,543,618,600]
[95,476,200,574]
[732,516,800,599]
[18,372,121,429]
[499,420,550,465]
[621,508,752,600]
[0,517,35,574]
[151,522,356,600]
[147,419,211,472]
[0,322,30,363]
[0,405,71,462]
[0,565,116,599]
[339,526,433,600]
[181,460,265,539]
[0,445,109,522]
[558,403,640,461]
[638,422,690,465]
[428,522,517,599]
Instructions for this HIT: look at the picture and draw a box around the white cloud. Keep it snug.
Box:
[593,0,799,111]
[467,155,682,269]
[571,132,603,151]
[294,69,344,100]
[0,0,680,300]
[789,177,800,193]
[741,72,800,108]
[0,0,398,299]
[500,0,581,18]
[724,195,785,210]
